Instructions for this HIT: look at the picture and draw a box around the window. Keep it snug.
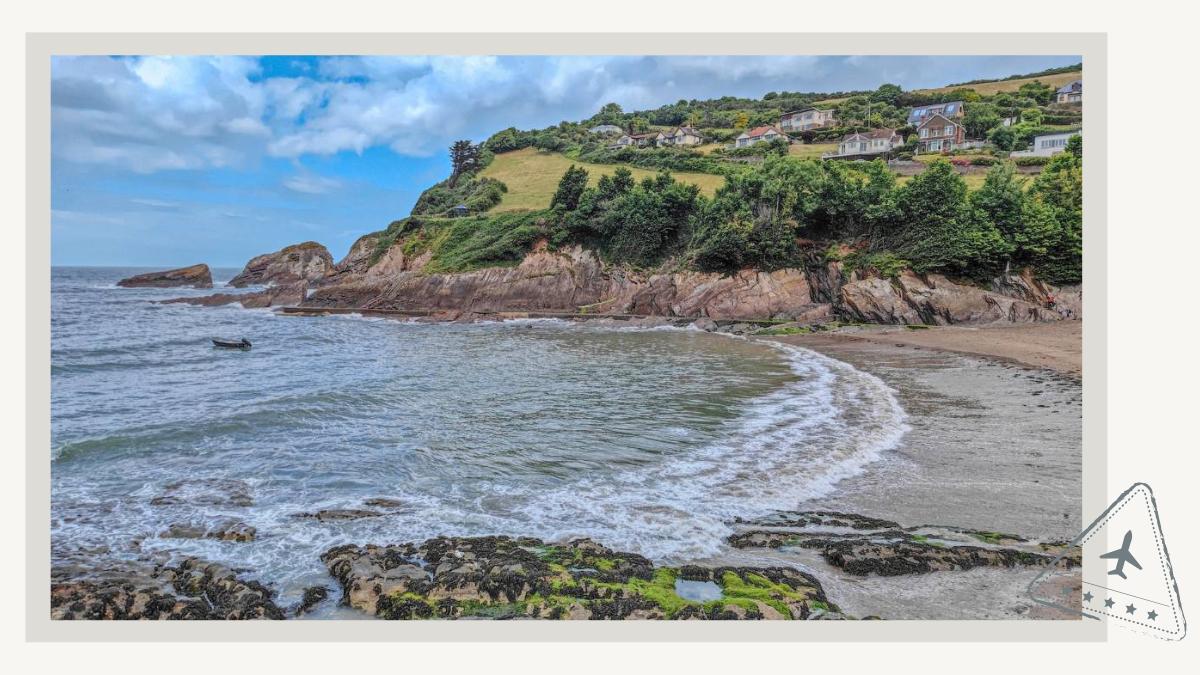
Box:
[945,104,956,114]
[919,128,928,138]
[944,125,954,136]
[930,140,942,151]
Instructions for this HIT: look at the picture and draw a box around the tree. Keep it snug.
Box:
[893,161,1007,276]
[734,111,750,129]
[987,125,1017,151]
[596,167,635,201]
[551,165,589,211]
[963,103,1002,139]
[871,83,903,105]
[1019,107,1043,126]
[1066,133,1082,159]
[449,140,483,186]
[596,102,624,125]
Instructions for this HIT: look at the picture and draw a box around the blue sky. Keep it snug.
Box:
[51,55,1080,267]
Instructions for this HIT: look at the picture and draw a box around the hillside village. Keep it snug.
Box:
[353,63,1083,302]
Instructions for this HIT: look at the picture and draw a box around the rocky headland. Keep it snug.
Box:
[117,263,213,289]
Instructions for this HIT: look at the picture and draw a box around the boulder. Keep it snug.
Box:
[117,264,212,289]
[228,241,333,287]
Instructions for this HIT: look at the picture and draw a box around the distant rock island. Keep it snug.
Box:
[117,264,212,289]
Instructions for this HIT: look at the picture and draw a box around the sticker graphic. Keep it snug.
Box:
[1029,483,1186,639]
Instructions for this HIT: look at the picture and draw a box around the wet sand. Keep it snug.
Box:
[736,323,1083,619]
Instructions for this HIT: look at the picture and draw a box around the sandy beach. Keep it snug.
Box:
[772,321,1082,377]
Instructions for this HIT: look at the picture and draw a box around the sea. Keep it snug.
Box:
[50,266,909,608]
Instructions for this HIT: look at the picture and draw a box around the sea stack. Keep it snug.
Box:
[228,241,333,287]
[117,263,213,289]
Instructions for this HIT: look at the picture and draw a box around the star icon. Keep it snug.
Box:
[1147,610,1158,621]
[1126,603,1137,615]
[1104,597,1115,608]
[1082,591,1094,603]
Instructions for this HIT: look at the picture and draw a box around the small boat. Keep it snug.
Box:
[212,338,252,349]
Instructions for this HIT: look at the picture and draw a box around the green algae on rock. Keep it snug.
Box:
[321,536,840,620]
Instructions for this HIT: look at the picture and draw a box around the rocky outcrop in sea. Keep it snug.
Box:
[117,264,213,289]
[228,241,333,288]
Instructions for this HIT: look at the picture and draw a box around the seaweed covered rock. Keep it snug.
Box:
[728,510,1081,577]
[51,558,284,620]
[228,241,333,287]
[321,536,837,620]
[117,264,213,289]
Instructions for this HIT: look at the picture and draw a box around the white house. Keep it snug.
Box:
[779,107,835,132]
[825,129,903,159]
[1055,80,1082,104]
[735,125,788,148]
[1011,130,1081,158]
[589,124,623,135]
[664,126,704,146]
[612,131,665,148]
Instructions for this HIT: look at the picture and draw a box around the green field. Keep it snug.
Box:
[789,143,838,159]
[479,148,726,212]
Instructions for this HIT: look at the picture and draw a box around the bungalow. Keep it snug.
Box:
[1055,80,1082,104]
[916,113,964,153]
[589,124,624,135]
[826,129,903,159]
[664,126,704,146]
[735,125,789,148]
[613,131,666,148]
[907,100,965,127]
[779,107,836,132]
[1011,130,1081,158]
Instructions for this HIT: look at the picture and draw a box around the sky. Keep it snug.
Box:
[50,54,1081,267]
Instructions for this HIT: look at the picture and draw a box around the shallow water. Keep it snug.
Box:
[51,267,909,606]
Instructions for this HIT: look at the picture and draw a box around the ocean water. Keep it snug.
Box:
[51,267,909,606]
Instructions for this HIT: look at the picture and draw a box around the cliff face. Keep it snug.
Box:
[305,244,824,321]
[303,241,1080,325]
[228,242,333,288]
[117,264,213,289]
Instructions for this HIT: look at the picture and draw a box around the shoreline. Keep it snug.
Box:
[765,321,1082,377]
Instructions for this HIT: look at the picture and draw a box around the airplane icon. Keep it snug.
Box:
[1100,530,1143,580]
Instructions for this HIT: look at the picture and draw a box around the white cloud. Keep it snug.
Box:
[283,173,342,195]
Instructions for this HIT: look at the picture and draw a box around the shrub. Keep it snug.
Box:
[1013,156,1051,167]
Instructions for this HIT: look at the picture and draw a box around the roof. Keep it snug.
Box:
[1056,79,1083,94]
[1033,128,1082,140]
[672,126,702,135]
[782,107,825,117]
[908,101,964,121]
[629,131,663,139]
[917,113,956,129]
[740,125,786,139]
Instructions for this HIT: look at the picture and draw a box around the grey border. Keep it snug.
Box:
[28,32,1107,642]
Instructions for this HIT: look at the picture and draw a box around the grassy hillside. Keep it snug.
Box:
[479,148,726,212]
[914,70,1082,97]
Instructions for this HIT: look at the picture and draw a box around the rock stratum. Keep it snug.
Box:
[117,264,213,289]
